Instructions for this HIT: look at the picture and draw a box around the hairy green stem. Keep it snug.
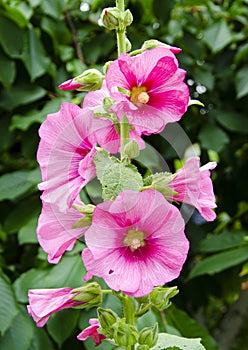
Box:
[120,114,130,160]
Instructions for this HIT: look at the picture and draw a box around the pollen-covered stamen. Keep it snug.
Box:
[130,86,149,105]
[123,229,145,251]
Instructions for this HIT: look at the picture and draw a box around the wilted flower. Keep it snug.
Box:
[77,319,106,346]
[82,189,189,297]
[105,47,189,135]
[167,157,217,221]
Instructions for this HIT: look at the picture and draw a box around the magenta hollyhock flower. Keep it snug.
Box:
[167,157,217,221]
[105,47,189,135]
[37,102,98,212]
[77,318,106,346]
[83,81,145,153]
[37,197,88,264]
[27,288,84,327]
[82,189,189,297]
[58,78,82,91]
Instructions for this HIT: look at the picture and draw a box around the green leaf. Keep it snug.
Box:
[166,305,219,350]
[198,231,247,253]
[94,149,143,200]
[151,333,206,350]
[215,110,248,133]
[0,275,19,336]
[10,98,68,131]
[40,0,65,19]
[21,27,52,81]
[0,170,37,201]
[0,307,34,350]
[0,3,33,27]
[194,69,215,91]
[198,124,229,153]
[188,245,248,280]
[41,17,71,47]
[0,84,46,110]
[18,215,39,245]
[0,49,16,88]
[0,15,24,57]
[203,21,233,53]
[28,327,55,350]
[47,309,80,347]
[13,255,86,303]
[235,65,248,99]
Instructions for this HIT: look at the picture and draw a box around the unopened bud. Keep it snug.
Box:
[123,9,133,27]
[101,7,120,30]
[71,282,102,307]
[97,308,119,331]
[150,286,178,311]
[141,40,182,54]
[73,68,104,91]
[137,345,149,350]
[125,38,132,52]
[138,323,158,347]
[113,319,138,347]
[124,140,140,159]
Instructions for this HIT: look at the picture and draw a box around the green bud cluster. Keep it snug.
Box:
[101,7,133,31]
[150,286,179,311]
[71,282,102,308]
[138,323,158,348]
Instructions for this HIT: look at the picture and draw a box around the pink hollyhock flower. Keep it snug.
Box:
[27,288,84,327]
[37,197,89,264]
[167,157,217,221]
[82,189,189,297]
[83,81,145,153]
[105,47,189,135]
[58,78,82,91]
[37,102,98,212]
[77,318,106,346]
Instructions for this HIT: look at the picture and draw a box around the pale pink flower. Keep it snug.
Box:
[77,318,106,346]
[105,47,189,135]
[37,102,97,212]
[82,189,189,297]
[167,157,217,221]
[37,197,88,264]
[58,78,82,90]
[83,81,145,153]
[27,288,84,327]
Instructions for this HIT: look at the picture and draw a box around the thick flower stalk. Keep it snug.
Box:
[82,189,189,297]
[105,47,190,135]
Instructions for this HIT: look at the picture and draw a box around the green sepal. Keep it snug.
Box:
[72,203,95,215]
[112,318,138,347]
[72,215,92,229]
[150,286,179,311]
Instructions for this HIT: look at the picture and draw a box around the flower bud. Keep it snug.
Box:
[150,286,178,311]
[101,7,121,30]
[97,308,119,333]
[71,282,102,308]
[124,140,140,159]
[123,9,133,27]
[138,323,158,347]
[141,39,182,54]
[125,37,132,52]
[137,345,149,350]
[58,78,83,91]
[73,68,104,91]
[113,319,138,347]
[103,61,112,74]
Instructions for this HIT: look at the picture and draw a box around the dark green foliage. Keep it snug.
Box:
[0,0,248,349]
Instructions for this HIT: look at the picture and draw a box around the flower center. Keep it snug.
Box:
[130,86,149,105]
[123,229,145,251]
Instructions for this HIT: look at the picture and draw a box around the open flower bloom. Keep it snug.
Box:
[27,288,85,327]
[167,157,217,221]
[105,47,189,135]
[83,81,145,153]
[37,196,88,264]
[37,102,98,212]
[77,318,106,346]
[82,189,189,297]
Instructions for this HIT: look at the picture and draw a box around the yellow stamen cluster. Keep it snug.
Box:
[123,229,145,251]
[130,86,150,105]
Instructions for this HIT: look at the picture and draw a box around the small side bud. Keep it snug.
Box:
[71,282,102,308]
[125,37,132,52]
[137,345,149,350]
[58,78,83,91]
[113,319,138,347]
[101,7,121,30]
[138,323,158,347]
[150,286,179,311]
[74,68,104,91]
[97,308,119,330]
[141,39,182,54]
[123,9,133,27]
[124,140,140,159]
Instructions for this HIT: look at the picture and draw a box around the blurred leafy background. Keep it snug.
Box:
[0,0,248,349]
